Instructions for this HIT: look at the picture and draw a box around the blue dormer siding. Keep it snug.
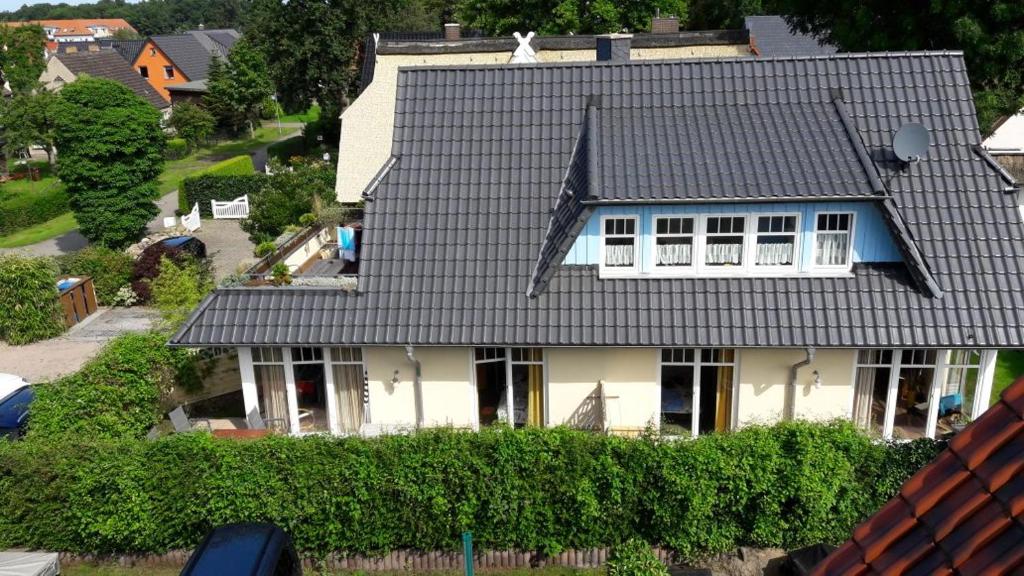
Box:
[563,201,902,274]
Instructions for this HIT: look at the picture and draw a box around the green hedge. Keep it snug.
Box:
[180,174,267,218]
[165,138,189,160]
[178,155,257,213]
[0,185,69,235]
[28,331,199,440]
[0,255,64,344]
[53,247,134,306]
[0,423,941,558]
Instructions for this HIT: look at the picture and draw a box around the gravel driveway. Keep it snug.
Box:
[0,307,159,382]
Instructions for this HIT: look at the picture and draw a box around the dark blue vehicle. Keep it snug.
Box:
[180,523,301,576]
[0,382,33,440]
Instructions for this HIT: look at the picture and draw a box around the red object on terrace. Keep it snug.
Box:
[812,377,1024,575]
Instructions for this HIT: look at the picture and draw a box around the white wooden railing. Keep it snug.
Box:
[181,202,201,232]
[211,195,250,219]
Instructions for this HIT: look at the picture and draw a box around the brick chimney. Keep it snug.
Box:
[651,14,679,34]
[444,23,461,40]
[596,33,632,62]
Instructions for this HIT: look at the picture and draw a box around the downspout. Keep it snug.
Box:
[405,345,424,428]
[786,348,815,421]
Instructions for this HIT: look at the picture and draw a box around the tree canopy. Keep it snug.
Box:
[0,24,47,95]
[455,0,687,35]
[202,40,273,136]
[52,78,165,249]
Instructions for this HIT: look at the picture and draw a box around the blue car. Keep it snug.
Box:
[0,374,32,440]
[180,524,301,576]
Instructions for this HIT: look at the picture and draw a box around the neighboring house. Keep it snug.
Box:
[6,18,135,43]
[983,110,1024,184]
[132,29,239,101]
[813,377,1024,574]
[171,47,1023,442]
[40,50,170,114]
[744,15,837,57]
[335,19,753,203]
[166,79,208,107]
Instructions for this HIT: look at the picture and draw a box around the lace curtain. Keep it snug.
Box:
[656,242,692,266]
[755,241,794,266]
[605,243,634,266]
[815,233,849,266]
[705,242,742,265]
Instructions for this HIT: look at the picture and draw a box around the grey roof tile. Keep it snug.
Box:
[172,51,1024,349]
[57,50,168,109]
[744,17,837,58]
[151,29,238,81]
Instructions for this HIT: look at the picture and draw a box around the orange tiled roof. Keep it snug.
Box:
[6,19,135,37]
[813,378,1024,575]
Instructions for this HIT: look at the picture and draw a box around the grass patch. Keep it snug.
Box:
[278,104,321,123]
[0,212,77,248]
[62,565,601,576]
[992,349,1024,405]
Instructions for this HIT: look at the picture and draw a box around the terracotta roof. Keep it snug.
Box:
[6,19,135,37]
[813,377,1024,575]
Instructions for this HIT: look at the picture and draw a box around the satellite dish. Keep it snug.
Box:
[892,123,930,163]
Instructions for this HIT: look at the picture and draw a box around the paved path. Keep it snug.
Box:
[0,229,88,257]
[0,307,159,382]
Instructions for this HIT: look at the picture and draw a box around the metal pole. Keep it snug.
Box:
[462,531,474,576]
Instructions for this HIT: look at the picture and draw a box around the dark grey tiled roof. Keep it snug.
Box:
[744,15,837,57]
[152,29,238,81]
[173,52,1024,349]
[58,50,169,109]
[110,39,145,63]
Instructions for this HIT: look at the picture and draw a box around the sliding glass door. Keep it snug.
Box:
[660,348,736,438]
[473,347,546,428]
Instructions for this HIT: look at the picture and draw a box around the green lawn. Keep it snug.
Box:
[992,349,1024,405]
[0,211,77,248]
[62,564,600,576]
[278,104,321,124]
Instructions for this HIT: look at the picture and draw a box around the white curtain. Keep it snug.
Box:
[705,242,742,265]
[851,367,876,430]
[255,364,288,428]
[332,364,364,433]
[656,242,692,266]
[816,233,849,266]
[605,243,634,266]
[755,241,794,266]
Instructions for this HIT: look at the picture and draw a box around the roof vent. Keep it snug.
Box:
[892,123,930,163]
[444,22,461,40]
[596,33,632,62]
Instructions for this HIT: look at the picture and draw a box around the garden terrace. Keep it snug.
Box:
[245,222,361,286]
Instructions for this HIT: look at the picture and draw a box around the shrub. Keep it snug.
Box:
[270,262,292,285]
[178,156,261,215]
[317,204,351,228]
[53,246,134,306]
[607,539,668,576]
[109,285,139,307]
[165,138,189,160]
[131,244,184,303]
[26,331,199,441]
[168,103,215,150]
[241,162,335,243]
[254,241,276,257]
[0,255,64,344]
[0,422,940,557]
[0,184,69,236]
[149,255,214,329]
[267,135,305,162]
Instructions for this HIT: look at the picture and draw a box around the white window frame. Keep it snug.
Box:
[471,347,547,430]
[599,215,639,276]
[812,211,856,271]
[327,347,368,435]
[853,349,996,440]
[751,213,801,273]
[650,214,696,274]
[658,348,737,438]
[697,214,748,275]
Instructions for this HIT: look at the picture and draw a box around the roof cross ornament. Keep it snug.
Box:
[510,31,537,63]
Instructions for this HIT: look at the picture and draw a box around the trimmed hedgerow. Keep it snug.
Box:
[178,155,258,213]
[26,331,199,441]
[0,184,69,235]
[53,246,134,306]
[180,174,266,218]
[0,422,941,558]
[0,255,64,344]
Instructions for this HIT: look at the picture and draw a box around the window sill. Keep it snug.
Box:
[598,270,856,280]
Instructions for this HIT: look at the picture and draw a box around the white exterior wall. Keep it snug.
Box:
[735,348,857,427]
[39,56,76,92]
[983,110,1024,153]
[363,346,475,429]
[282,228,332,272]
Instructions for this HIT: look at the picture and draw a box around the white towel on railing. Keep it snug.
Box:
[605,244,634,267]
[755,242,794,266]
[705,242,742,265]
[656,243,692,266]
[815,234,849,266]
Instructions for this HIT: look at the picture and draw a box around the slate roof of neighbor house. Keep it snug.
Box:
[171,51,1024,349]
[150,29,239,81]
[110,38,146,63]
[744,15,837,57]
[812,377,1024,574]
[166,79,208,93]
[56,50,169,109]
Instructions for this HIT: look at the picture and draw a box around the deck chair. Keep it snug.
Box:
[246,409,287,433]
[169,406,212,433]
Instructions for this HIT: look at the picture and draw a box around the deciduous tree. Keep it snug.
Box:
[52,78,165,249]
[202,40,273,137]
[168,102,215,150]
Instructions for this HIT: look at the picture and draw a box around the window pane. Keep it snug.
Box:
[815,232,849,266]
[661,364,694,436]
[333,364,364,433]
[705,236,743,266]
[255,364,289,432]
[755,234,795,266]
[605,238,634,267]
[852,364,890,436]
[656,237,692,267]
[893,366,933,440]
[657,218,668,234]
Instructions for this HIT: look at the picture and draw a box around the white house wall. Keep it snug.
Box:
[735,348,856,426]
[983,110,1024,153]
[545,347,660,431]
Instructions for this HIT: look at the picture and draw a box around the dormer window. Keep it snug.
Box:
[703,216,745,267]
[814,212,854,269]
[601,216,637,273]
[754,214,798,269]
[654,216,694,269]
